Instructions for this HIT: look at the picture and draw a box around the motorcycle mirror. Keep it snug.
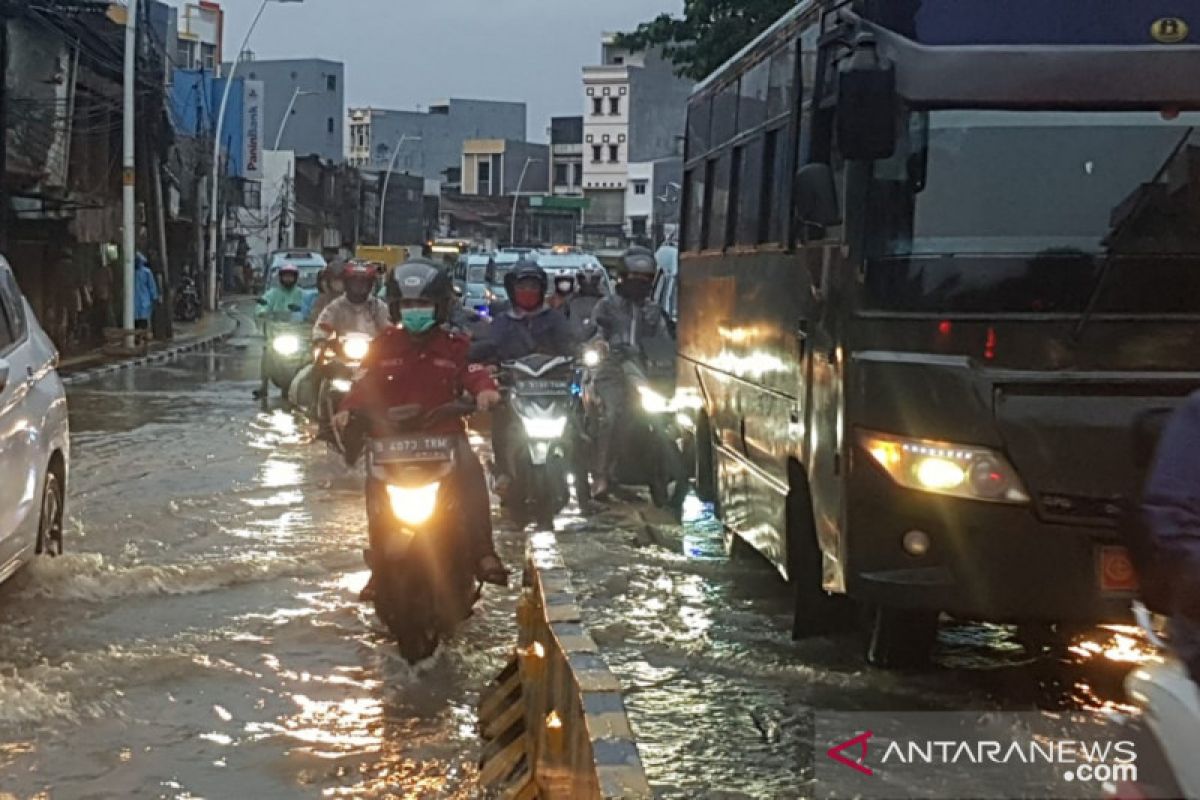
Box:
[256,298,268,306]
[288,304,302,312]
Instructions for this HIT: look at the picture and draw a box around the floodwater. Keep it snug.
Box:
[0,308,1154,799]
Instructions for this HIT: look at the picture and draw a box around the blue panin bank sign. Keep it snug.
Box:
[243,80,264,181]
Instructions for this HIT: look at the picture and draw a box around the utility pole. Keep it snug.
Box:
[510,157,541,246]
[122,0,138,343]
[379,133,421,246]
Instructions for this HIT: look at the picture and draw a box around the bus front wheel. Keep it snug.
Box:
[788,485,847,638]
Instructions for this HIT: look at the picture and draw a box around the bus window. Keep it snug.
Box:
[767,40,798,118]
[735,137,765,245]
[712,81,739,146]
[727,147,743,248]
[701,159,718,250]
[687,97,712,159]
[684,167,705,251]
[760,128,794,243]
[738,58,770,133]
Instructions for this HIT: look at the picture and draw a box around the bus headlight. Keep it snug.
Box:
[341,335,371,362]
[272,334,301,356]
[522,415,568,440]
[386,483,440,526]
[859,430,1029,504]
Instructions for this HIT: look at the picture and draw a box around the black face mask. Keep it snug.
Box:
[618,278,651,302]
[345,283,371,304]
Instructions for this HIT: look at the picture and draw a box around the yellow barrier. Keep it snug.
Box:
[479,530,653,799]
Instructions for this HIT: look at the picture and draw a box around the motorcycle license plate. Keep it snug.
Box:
[518,379,570,395]
[372,435,454,463]
[1097,545,1139,594]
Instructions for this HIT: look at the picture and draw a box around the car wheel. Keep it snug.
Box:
[36,470,64,557]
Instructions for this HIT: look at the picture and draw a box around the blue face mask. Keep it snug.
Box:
[401,307,437,333]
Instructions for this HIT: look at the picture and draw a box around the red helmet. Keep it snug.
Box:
[342,261,375,282]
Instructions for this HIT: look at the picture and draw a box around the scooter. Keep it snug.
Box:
[354,400,483,663]
[174,276,201,322]
[256,304,310,401]
[498,354,582,529]
[313,331,372,451]
[582,337,691,514]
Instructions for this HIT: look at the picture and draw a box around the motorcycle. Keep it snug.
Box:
[582,336,691,514]
[257,304,311,401]
[314,331,373,451]
[174,276,201,322]
[498,354,583,529]
[1104,602,1200,799]
[354,400,482,662]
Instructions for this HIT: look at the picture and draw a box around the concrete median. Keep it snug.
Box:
[479,530,652,799]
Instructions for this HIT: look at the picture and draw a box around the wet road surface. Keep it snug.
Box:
[0,311,1153,799]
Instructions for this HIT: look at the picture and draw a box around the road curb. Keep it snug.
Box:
[60,305,243,386]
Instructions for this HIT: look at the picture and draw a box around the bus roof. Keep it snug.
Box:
[692,1,814,96]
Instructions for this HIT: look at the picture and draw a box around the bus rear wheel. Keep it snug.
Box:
[864,606,938,669]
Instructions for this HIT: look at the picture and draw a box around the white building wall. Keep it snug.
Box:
[582,65,629,192]
[624,162,654,235]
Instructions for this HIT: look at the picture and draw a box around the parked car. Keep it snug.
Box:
[0,256,69,584]
[453,254,497,314]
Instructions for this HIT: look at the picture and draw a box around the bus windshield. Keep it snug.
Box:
[868,109,1200,258]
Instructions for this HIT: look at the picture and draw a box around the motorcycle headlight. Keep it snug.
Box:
[638,385,672,414]
[522,415,568,440]
[859,430,1029,504]
[385,482,440,526]
[330,378,353,393]
[341,335,371,362]
[582,348,601,368]
[272,334,302,356]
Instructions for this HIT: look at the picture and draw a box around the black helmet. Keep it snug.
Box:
[617,246,657,279]
[388,259,453,321]
[503,258,548,300]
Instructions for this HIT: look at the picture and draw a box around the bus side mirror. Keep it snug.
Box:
[837,37,897,161]
[795,163,842,227]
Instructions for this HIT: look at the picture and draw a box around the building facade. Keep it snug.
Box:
[461,140,550,197]
[581,35,691,251]
[347,99,526,187]
[176,1,222,74]
[236,58,345,162]
[549,116,584,197]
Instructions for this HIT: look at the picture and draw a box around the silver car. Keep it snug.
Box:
[0,256,69,583]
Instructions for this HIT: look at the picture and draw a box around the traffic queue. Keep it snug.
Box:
[251,245,687,662]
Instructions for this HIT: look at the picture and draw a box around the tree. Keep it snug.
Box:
[615,0,798,81]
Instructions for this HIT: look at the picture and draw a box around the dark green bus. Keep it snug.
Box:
[678,0,1200,665]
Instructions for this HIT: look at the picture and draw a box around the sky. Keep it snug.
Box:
[170,0,681,141]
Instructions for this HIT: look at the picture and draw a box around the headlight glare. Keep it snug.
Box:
[638,386,671,414]
[272,334,301,356]
[330,378,353,393]
[522,415,568,440]
[582,348,601,368]
[341,335,371,361]
[859,430,1029,504]
[386,482,440,526]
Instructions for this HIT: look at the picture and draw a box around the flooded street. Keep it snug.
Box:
[0,318,522,799]
[0,315,1153,800]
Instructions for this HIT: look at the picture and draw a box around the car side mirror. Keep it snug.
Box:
[795,163,842,227]
[0,357,8,393]
[836,36,897,161]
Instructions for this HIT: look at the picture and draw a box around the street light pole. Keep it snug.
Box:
[205,0,302,312]
[378,133,421,246]
[273,87,315,151]
[121,0,138,340]
[509,157,540,246]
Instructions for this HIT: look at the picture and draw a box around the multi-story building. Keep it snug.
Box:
[461,139,550,197]
[347,99,526,188]
[581,35,692,251]
[549,116,584,197]
[175,1,222,74]
[625,156,683,246]
[235,58,345,162]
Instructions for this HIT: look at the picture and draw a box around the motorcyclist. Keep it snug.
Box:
[256,263,306,321]
[1139,391,1200,683]
[547,273,577,315]
[334,259,507,590]
[307,261,345,322]
[313,260,391,340]
[588,246,669,499]
[472,260,581,497]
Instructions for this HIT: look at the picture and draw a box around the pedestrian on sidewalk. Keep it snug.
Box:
[134,253,160,331]
[91,258,114,338]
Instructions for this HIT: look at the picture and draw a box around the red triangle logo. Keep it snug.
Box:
[827,730,874,776]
